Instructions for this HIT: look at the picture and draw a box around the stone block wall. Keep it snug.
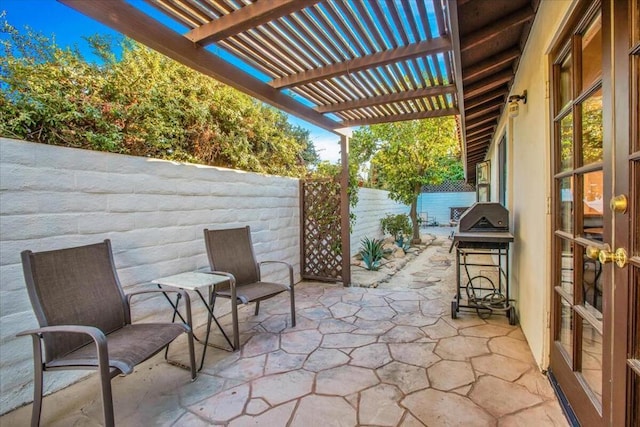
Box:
[0,138,300,413]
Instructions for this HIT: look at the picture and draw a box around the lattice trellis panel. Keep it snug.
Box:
[300,179,342,282]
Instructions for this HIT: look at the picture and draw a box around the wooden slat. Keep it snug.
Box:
[460,6,535,52]
[315,85,456,113]
[270,37,452,89]
[351,1,387,50]
[342,108,459,127]
[185,0,321,44]
[60,0,341,132]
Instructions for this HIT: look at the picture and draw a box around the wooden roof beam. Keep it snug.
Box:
[59,0,341,132]
[465,113,497,130]
[342,107,459,127]
[315,85,456,113]
[460,6,534,52]
[466,124,496,138]
[465,99,503,120]
[466,131,494,144]
[463,69,513,99]
[464,88,506,110]
[463,48,520,83]
[185,0,321,45]
[270,36,452,89]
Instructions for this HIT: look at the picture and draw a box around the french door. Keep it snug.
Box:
[549,0,639,425]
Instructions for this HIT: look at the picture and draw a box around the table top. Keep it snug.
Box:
[152,271,229,291]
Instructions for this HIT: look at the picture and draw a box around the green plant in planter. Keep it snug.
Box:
[360,237,384,271]
[380,214,412,248]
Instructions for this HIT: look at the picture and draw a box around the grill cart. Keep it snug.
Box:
[450,203,516,325]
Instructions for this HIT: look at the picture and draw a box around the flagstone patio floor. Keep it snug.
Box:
[2,229,569,426]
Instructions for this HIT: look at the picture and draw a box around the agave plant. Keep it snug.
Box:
[360,237,384,271]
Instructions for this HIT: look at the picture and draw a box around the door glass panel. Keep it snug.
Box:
[581,15,602,90]
[560,177,574,233]
[582,250,603,315]
[559,54,573,111]
[581,318,603,403]
[560,239,574,296]
[581,88,603,165]
[581,170,603,240]
[560,113,573,171]
[559,298,574,361]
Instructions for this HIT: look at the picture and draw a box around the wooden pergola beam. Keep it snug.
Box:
[59,0,341,133]
[270,37,452,89]
[315,85,456,113]
[185,0,321,45]
[341,108,459,128]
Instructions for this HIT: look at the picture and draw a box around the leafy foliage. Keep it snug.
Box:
[350,118,461,241]
[0,20,318,177]
[359,237,384,271]
[380,213,412,248]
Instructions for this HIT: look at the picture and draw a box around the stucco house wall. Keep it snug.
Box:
[484,0,574,369]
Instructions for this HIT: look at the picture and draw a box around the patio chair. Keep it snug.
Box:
[18,240,197,427]
[203,226,296,350]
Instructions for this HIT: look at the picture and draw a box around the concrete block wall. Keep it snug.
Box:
[350,188,408,256]
[417,192,476,226]
[0,138,301,414]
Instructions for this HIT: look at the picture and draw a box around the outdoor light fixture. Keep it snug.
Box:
[508,90,527,118]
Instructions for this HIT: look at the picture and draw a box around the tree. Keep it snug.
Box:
[0,20,319,177]
[350,117,461,242]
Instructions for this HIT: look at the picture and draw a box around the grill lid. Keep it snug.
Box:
[458,202,509,232]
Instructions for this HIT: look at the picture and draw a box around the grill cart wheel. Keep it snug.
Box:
[508,306,517,325]
[451,301,458,319]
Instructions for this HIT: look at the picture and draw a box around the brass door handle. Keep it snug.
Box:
[610,194,628,214]
[598,244,628,268]
[586,246,600,260]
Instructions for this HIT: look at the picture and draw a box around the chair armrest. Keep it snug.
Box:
[17,324,106,342]
[126,289,194,328]
[259,261,294,287]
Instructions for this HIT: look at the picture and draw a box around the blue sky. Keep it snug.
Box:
[1,0,342,162]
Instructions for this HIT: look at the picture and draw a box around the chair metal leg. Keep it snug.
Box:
[231,297,240,350]
[98,364,115,427]
[29,335,43,427]
[290,289,296,327]
[254,301,260,316]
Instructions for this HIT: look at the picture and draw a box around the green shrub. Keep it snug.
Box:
[360,237,384,271]
[380,214,412,248]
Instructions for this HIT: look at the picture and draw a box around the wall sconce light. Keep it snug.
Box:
[508,90,527,118]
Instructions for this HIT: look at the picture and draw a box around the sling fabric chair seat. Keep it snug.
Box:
[18,240,197,427]
[203,226,296,350]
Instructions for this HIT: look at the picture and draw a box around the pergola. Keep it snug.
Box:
[60,0,539,283]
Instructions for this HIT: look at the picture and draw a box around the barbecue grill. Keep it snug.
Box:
[451,202,516,324]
